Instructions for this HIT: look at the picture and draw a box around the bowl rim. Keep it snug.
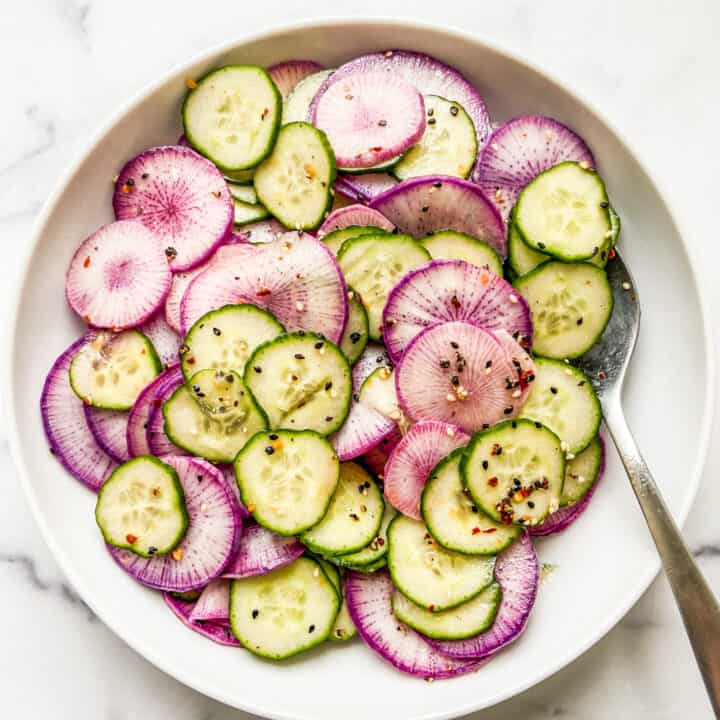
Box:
[4,16,715,719]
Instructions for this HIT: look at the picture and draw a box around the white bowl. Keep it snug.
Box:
[6,18,713,720]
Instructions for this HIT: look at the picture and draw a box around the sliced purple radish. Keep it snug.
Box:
[237,219,287,244]
[382,260,532,361]
[139,312,181,368]
[222,523,304,578]
[430,532,539,659]
[312,70,425,169]
[369,176,506,258]
[84,406,130,464]
[396,321,525,432]
[318,204,394,237]
[493,329,536,408]
[189,579,230,624]
[164,259,214,334]
[180,233,348,343]
[164,593,240,647]
[217,464,248,517]
[384,420,469,519]
[362,427,402,478]
[65,220,172,329]
[335,173,397,203]
[109,455,241,591]
[146,370,186,457]
[473,116,595,222]
[41,337,117,491]
[268,60,324,98]
[126,365,184,457]
[345,570,483,679]
[113,145,233,271]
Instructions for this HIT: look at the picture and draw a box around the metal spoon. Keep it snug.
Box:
[574,252,720,715]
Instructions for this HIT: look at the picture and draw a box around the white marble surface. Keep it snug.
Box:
[1,1,719,717]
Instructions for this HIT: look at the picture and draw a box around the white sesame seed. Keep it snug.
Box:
[512,389,522,398]
[491,142,499,151]
[446,393,456,402]
[313,567,320,577]
[579,160,591,170]
[446,427,456,437]
[296,301,305,311]
[622,282,631,290]
[485,366,493,375]
[560,440,569,451]
[319,347,326,355]
[200,503,207,512]
[508,294,518,304]
[566,453,576,460]
[330,389,338,398]
[565,368,573,376]
[389,410,401,420]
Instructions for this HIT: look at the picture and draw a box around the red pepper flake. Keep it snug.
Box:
[471,527,481,535]
[482,528,498,534]
[428,604,436,612]
[518,369,534,389]
[490,443,502,456]
[211,190,222,198]
[126,533,138,544]
[608,247,616,259]
[450,295,461,309]
[83,256,91,268]
[521,488,531,498]
[261,107,269,120]
[256,288,272,297]
[598,371,606,380]
[370,146,383,152]
[487,476,498,487]
[121,183,134,194]
[83,315,92,324]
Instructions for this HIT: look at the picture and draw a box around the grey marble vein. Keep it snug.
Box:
[0,106,57,177]
[56,0,91,49]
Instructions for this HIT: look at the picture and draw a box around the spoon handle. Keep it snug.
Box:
[605,401,720,717]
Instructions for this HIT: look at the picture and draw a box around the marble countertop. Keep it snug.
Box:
[2,1,719,717]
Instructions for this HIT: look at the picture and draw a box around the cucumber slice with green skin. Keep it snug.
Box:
[183,65,281,172]
[321,225,387,256]
[339,288,369,364]
[70,331,161,410]
[337,233,431,340]
[181,304,284,381]
[170,589,203,602]
[229,556,339,659]
[421,230,502,277]
[343,556,388,573]
[515,162,612,261]
[392,581,501,641]
[301,462,384,556]
[359,366,401,420]
[518,358,600,455]
[163,369,268,463]
[514,261,613,359]
[95,456,188,558]
[254,122,336,231]
[228,183,258,204]
[234,429,339,535]
[507,212,548,277]
[244,333,352,435]
[421,449,520,556]
[331,504,396,569]
[224,168,255,184]
[561,435,602,506]
[282,69,334,124]
[317,560,358,641]
[388,515,496,612]
[609,206,621,247]
[233,198,270,225]
[392,95,477,181]
[463,419,565,527]
[339,153,405,174]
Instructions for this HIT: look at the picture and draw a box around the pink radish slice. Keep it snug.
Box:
[473,116,595,222]
[41,337,117,491]
[113,145,233,272]
[180,233,348,343]
[139,312,181,368]
[382,260,532,361]
[84,406,130,463]
[164,261,213,334]
[237,219,286,244]
[189,579,230,623]
[65,220,172,329]
[312,71,426,169]
[362,427,402,477]
[217,465,249,517]
[335,173,397,203]
[109,456,241,592]
[222,523,304,578]
[345,570,483,679]
[396,321,524,433]
[268,60,324,98]
[146,373,187,457]
[318,204,394,237]
[369,176,506,258]
[530,436,606,537]
[429,532,539,659]
[164,594,240,647]
[384,420,469,519]
[493,329,536,408]
[126,365,184,457]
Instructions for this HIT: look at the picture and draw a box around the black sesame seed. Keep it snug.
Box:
[325,381,333,391]
[298,330,306,336]
[433,181,442,188]
[421,205,429,212]
[600,200,609,209]
[165,246,177,259]
[535,421,542,429]
[269,433,278,440]
[148,546,157,556]
[482,423,490,430]
[265,446,275,455]
[482,460,489,470]
[511,421,517,428]
[527,501,535,508]
[141,172,149,179]
[350,332,361,343]
[591,246,599,256]
[192,384,200,392]
[513,478,521,487]
[353,393,360,402]
[451,341,459,349]
[427,108,434,117]
[578,380,586,387]
[537,242,546,250]
[503,406,513,414]
[428,118,436,125]
[550,387,558,394]
[126,178,135,186]
[440,359,450,369]
[451,375,460,386]
[485,360,492,369]
[212,327,221,336]
[378,119,387,127]
[294,353,305,360]
[449,105,459,116]
[309,624,316,633]
[577,317,584,325]
[325,416,333,422]
[254,366,262,373]
[252,609,259,619]
[314,340,324,350]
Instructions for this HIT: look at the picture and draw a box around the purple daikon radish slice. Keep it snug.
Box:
[41,337,117,491]
[164,593,240,647]
[139,312,181,368]
[222,523,304,578]
[146,371,187,457]
[84,406,130,464]
[318,204,394,237]
[239,219,287,244]
[335,173,397,203]
[217,465,248,517]
[312,70,425,170]
[382,260,532,361]
[362,427,402,478]
[384,420,469,520]
[164,260,213,334]
[473,116,595,222]
[189,579,230,624]
[268,60,325,98]
[429,532,539,659]
[369,176,506,258]
[65,220,172,329]
[345,570,483,679]
[109,455,241,591]
[113,145,233,271]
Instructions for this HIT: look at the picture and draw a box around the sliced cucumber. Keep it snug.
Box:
[70,330,161,410]
[421,230,502,276]
[181,304,284,381]
[609,205,621,247]
[234,429,339,535]
[387,515,496,612]
[331,503,396,569]
[183,65,281,171]
[392,581,501,641]
[301,462,384,556]
[224,168,255,184]
[254,122,336,230]
[562,435,602,506]
[421,449,520,556]
[233,198,270,225]
[95,456,188,558]
[359,366,400,420]
[514,261,613,359]
[519,358,600,455]
[229,556,339,659]
[321,225,386,256]
[337,233,431,340]
[282,69,334,124]
[508,211,548,277]
[339,153,404,174]
[515,161,612,261]
[339,288,369,364]
[228,183,258,204]
[244,332,352,435]
[317,560,358,641]
[163,369,268,462]
[463,419,565,527]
